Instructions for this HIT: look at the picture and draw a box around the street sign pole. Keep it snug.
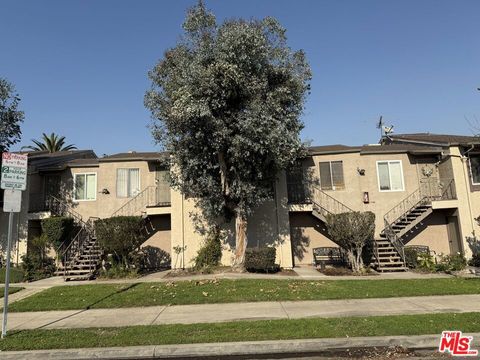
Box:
[1,152,27,338]
[1,212,14,338]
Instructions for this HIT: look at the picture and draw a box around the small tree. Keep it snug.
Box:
[325,211,375,273]
[0,77,24,153]
[94,216,146,268]
[145,1,311,270]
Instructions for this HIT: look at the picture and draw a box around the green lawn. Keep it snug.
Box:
[0,312,479,351]
[9,278,480,312]
[0,287,23,298]
[0,268,25,283]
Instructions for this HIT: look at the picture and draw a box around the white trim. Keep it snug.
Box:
[73,172,97,201]
[468,155,480,185]
[376,160,405,192]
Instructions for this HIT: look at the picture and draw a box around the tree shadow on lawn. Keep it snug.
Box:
[9,283,140,336]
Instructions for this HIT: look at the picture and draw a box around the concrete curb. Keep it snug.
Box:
[2,333,479,359]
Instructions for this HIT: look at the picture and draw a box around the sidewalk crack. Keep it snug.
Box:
[279,301,290,320]
[150,305,169,325]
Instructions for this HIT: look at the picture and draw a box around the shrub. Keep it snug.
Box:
[131,246,171,271]
[416,253,436,272]
[41,217,75,250]
[95,216,146,268]
[245,247,278,273]
[469,253,480,267]
[21,253,56,282]
[404,248,419,268]
[193,227,222,270]
[325,211,375,273]
[436,253,467,272]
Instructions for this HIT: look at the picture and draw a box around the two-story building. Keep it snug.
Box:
[1,133,479,278]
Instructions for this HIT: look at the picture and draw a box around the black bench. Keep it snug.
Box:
[312,247,345,269]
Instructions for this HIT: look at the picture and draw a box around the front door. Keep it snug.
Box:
[447,216,463,254]
[44,175,61,209]
[155,167,171,206]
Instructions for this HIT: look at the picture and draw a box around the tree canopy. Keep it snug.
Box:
[22,132,77,153]
[0,78,24,153]
[145,1,311,268]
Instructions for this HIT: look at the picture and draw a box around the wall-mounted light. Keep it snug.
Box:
[101,188,110,195]
[363,192,370,204]
[357,167,366,176]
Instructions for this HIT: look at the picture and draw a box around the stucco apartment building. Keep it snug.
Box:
[1,133,479,277]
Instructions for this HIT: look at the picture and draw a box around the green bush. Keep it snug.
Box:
[131,246,171,271]
[469,253,480,267]
[417,253,436,272]
[404,248,419,268]
[95,216,146,268]
[41,217,75,250]
[325,211,375,273]
[436,253,467,272]
[21,253,56,282]
[193,227,222,270]
[0,267,25,283]
[245,247,278,273]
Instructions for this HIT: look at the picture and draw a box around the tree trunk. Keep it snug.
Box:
[232,212,248,272]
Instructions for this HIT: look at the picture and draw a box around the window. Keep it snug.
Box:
[74,173,96,201]
[116,168,140,198]
[469,155,480,185]
[319,161,344,190]
[377,160,404,191]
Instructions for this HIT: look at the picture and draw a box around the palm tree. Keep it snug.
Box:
[21,133,77,153]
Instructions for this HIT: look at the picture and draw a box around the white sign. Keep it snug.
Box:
[1,153,27,191]
[3,189,21,213]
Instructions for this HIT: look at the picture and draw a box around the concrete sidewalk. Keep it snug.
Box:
[2,333,479,359]
[3,294,480,331]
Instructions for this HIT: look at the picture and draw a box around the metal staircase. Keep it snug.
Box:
[310,185,354,222]
[45,197,102,280]
[375,179,456,272]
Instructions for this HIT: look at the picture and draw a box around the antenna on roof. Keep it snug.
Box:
[376,116,394,138]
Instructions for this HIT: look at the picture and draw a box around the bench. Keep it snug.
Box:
[312,247,345,269]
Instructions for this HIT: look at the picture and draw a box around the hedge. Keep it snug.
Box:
[245,247,279,273]
[94,216,146,267]
[41,217,75,250]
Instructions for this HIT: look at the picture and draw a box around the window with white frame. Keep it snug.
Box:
[116,168,140,198]
[319,161,345,190]
[74,173,97,201]
[377,160,404,191]
[469,155,480,184]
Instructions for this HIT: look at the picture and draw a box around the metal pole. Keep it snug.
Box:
[2,212,14,338]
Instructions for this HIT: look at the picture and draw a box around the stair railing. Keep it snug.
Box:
[111,186,158,217]
[381,177,456,265]
[310,185,354,217]
[61,226,91,279]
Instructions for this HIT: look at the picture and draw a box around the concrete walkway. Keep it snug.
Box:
[4,333,478,360]
[3,294,480,331]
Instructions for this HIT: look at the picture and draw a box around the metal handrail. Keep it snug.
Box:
[111,186,158,217]
[381,178,456,265]
[311,185,354,216]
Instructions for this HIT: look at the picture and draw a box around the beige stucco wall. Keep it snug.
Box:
[306,151,434,237]
[289,212,336,265]
[170,171,294,269]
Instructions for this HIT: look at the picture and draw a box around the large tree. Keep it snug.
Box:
[145,2,311,270]
[0,78,24,153]
[22,132,77,153]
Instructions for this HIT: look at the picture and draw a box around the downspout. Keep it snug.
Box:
[273,179,282,267]
[181,193,185,270]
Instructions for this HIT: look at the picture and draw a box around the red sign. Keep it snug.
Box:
[439,331,478,356]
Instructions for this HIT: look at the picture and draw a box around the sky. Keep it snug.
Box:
[1,0,479,155]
